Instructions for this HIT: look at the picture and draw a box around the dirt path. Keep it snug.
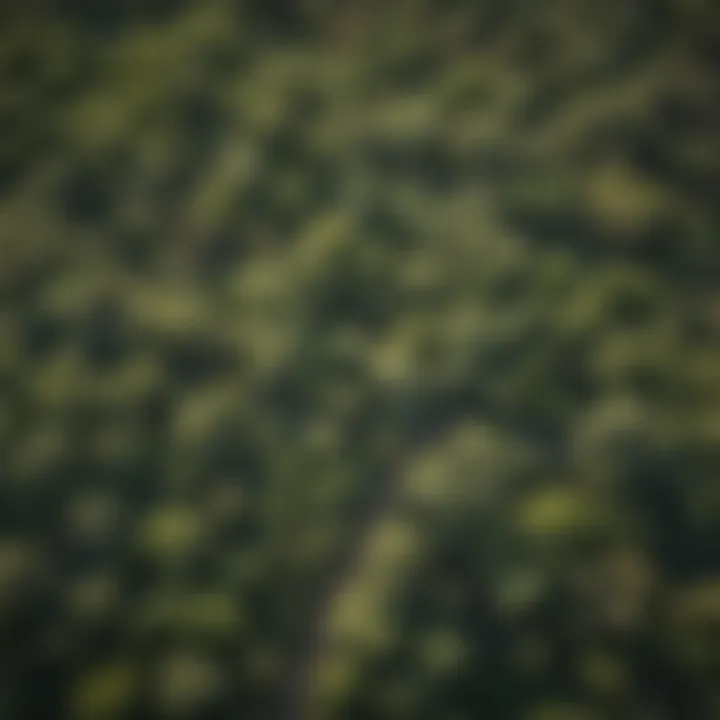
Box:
[279,443,404,720]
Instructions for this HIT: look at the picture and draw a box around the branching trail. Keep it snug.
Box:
[277,379,565,718]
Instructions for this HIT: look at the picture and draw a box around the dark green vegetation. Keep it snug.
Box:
[1,1,719,718]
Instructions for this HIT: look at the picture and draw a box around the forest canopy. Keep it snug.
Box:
[0,1,718,719]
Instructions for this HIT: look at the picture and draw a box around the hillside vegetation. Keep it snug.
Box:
[0,2,718,719]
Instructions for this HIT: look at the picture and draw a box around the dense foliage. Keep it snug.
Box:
[0,1,719,718]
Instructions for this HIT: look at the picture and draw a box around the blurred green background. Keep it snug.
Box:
[0,1,719,718]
